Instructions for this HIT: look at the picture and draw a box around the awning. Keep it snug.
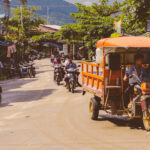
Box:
[0,41,10,47]
[42,42,62,48]
[0,41,16,58]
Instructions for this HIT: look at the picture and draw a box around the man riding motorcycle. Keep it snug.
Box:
[65,57,81,87]
[53,56,65,82]
[124,54,147,108]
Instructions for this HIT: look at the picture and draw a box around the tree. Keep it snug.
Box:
[3,6,45,58]
[58,0,121,59]
[3,0,27,16]
[121,0,150,34]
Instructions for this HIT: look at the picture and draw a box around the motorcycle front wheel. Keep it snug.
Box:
[69,80,75,93]
[56,76,60,86]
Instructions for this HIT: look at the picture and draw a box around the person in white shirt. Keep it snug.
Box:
[64,56,69,67]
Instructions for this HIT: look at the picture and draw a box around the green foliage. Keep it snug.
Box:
[144,33,150,37]
[57,0,121,59]
[111,32,121,38]
[121,0,150,34]
[57,0,150,59]
[2,6,45,55]
[31,32,55,42]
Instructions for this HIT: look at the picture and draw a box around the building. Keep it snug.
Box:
[39,24,61,33]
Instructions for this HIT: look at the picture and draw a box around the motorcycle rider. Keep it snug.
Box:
[53,56,64,81]
[64,56,69,67]
[65,57,81,87]
[53,56,61,65]
[124,54,147,108]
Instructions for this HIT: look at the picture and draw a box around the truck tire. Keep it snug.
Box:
[89,97,100,120]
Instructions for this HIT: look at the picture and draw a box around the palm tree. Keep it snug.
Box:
[3,0,27,16]
[3,0,10,16]
[19,0,27,5]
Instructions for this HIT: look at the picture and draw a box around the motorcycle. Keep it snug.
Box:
[124,74,150,130]
[65,68,79,93]
[19,62,36,78]
[54,64,64,85]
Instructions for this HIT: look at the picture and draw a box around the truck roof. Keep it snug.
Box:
[97,36,150,49]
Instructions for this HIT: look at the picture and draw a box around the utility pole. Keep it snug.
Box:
[73,42,75,60]
[20,6,24,60]
[20,6,23,27]
[47,6,50,24]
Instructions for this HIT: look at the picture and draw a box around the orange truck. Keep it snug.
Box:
[82,36,150,131]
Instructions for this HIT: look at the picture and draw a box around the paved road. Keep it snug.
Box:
[0,59,150,150]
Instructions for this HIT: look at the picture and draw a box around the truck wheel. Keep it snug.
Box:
[143,111,150,131]
[89,97,100,120]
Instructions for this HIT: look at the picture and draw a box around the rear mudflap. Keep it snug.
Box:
[141,96,150,112]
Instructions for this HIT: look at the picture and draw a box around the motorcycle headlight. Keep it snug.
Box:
[141,83,150,95]
[67,74,71,78]
[134,87,141,95]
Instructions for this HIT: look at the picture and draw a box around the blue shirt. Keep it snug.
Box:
[126,65,147,84]
[66,62,77,69]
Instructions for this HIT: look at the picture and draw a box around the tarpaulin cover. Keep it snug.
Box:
[97,36,150,49]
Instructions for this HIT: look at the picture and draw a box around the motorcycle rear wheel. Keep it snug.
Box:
[143,111,150,131]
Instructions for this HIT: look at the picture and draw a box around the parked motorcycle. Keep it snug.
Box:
[54,64,64,85]
[19,62,36,78]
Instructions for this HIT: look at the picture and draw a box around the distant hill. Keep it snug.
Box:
[66,0,123,5]
[10,0,77,25]
[0,0,124,25]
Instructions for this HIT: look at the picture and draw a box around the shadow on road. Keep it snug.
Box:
[97,114,144,131]
[36,70,53,75]
[74,89,82,94]
[1,79,38,92]
[1,89,56,107]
